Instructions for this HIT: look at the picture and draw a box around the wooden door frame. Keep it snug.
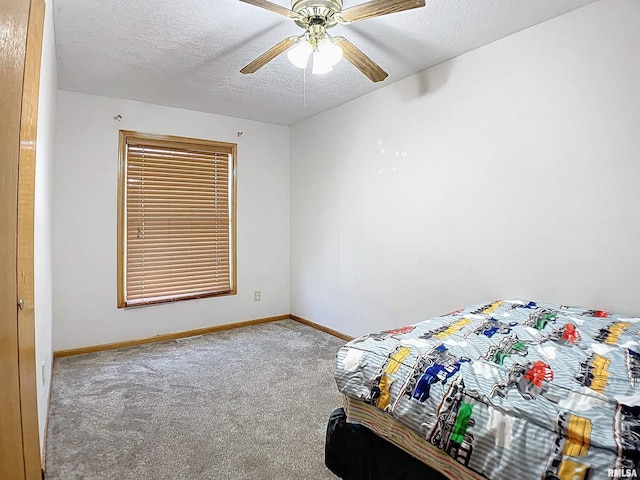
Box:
[0,0,45,478]
[19,0,46,475]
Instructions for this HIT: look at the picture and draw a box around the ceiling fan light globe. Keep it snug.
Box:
[287,40,312,69]
[318,38,343,66]
[312,50,333,75]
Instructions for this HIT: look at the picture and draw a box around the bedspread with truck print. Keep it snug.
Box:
[334,300,640,480]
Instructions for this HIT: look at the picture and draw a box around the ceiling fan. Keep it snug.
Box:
[239,0,426,82]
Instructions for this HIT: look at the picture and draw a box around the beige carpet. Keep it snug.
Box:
[45,320,345,479]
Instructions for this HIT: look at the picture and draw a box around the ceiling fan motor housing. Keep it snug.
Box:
[292,0,342,29]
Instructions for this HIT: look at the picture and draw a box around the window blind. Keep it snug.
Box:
[118,132,236,307]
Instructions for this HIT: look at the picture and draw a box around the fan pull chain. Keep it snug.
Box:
[303,65,307,106]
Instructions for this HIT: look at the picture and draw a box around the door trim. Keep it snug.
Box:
[0,0,45,478]
[17,0,46,476]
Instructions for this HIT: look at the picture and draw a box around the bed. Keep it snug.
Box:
[329,300,640,480]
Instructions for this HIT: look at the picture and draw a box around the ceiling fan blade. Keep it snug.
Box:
[333,37,388,82]
[240,36,299,74]
[338,0,425,23]
[238,0,303,19]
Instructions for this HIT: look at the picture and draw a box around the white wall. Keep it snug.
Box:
[34,0,57,456]
[290,0,640,338]
[53,92,290,350]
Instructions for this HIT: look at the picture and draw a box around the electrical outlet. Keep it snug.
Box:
[254,290,261,302]
[41,361,45,385]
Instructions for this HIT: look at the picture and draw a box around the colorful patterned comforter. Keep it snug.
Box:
[334,300,640,480]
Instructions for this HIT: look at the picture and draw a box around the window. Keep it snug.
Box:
[117,131,236,307]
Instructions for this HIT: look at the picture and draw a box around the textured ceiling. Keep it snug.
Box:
[53,0,598,126]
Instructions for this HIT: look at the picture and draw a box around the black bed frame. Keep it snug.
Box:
[325,408,450,480]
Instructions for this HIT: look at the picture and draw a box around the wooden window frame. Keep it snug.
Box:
[117,130,237,308]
